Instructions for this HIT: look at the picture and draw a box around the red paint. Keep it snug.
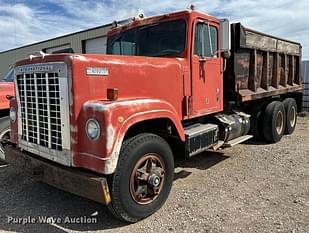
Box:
[12,10,224,174]
[0,82,14,110]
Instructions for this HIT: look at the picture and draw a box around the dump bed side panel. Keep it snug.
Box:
[224,23,302,102]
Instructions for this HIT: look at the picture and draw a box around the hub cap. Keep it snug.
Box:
[130,153,165,205]
[276,111,284,135]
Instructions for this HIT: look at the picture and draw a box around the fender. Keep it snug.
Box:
[81,98,185,174]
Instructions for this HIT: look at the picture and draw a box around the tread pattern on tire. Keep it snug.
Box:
[0,116,10,163]
[262,101,286,143]
[108,133,173,223]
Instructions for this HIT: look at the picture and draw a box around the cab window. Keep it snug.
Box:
[2,69,13,82]
[194,23,218,57]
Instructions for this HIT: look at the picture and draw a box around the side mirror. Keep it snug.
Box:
[221,50,231,59]
[220,19,230,57]
[6,95,14,100]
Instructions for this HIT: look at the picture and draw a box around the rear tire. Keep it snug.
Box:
[283,98,297,135]
[262,101,286,143]
[0,116,10,165]
[108,133,174,222]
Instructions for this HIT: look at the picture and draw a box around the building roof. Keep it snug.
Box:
[0,23,112,54]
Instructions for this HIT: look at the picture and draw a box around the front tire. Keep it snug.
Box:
[0,116,10,165]
[262,101,286,143]
[108,133,174,222]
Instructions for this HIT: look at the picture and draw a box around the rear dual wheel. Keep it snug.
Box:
[262,98,297,143]
[283,98,297,135]
[263,101,286,143]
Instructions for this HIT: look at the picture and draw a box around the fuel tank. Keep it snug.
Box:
[214,112,250,142]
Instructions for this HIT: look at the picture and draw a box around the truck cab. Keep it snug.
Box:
[4,9,302,222]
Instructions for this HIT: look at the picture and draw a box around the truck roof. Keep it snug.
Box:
[107,9,220,37]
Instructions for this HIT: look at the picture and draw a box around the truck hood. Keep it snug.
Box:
[14,53,186,120]
[69,54,186,117]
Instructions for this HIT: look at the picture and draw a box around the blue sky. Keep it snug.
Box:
[0,0,308,59]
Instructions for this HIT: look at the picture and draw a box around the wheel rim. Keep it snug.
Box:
[289,106,296,127]
[0,128,10,155]
[130,153,165,205]
[276,111,284,135]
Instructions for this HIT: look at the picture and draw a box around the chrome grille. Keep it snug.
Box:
[15,62,71,166]
[16,72,62,151]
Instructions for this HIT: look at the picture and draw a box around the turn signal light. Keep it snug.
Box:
[107,88,119,101]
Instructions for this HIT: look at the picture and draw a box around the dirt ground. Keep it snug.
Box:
[0,116,308,233]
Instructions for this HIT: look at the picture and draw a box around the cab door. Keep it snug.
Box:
[190,20,223,117]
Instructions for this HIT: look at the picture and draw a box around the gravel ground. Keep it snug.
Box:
[0,116,308,233]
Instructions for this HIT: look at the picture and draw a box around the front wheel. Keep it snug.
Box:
[108,133,174,223]
[0,116,10,165]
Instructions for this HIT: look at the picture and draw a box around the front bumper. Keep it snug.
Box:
[4,145,111,205]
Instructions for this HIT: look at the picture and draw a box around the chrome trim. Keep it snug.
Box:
[45,72,52,148]
[33,73,40,143]
[22,73,29,141]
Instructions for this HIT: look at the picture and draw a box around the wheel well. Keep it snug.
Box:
[123,118,185,158]
[0,109,9,119]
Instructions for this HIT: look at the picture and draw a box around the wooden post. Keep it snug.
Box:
[249,49,257,92]
[272,52,280,88]
[280,54,288,87]
[261,51,269,90]
[288,55,294,85]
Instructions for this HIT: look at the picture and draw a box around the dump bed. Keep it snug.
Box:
[224,23,302,102]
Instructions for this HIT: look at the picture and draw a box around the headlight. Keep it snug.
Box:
[86,118,100,140]
[10,107,16,122]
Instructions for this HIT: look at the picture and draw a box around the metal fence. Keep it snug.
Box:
[303,61,309,112]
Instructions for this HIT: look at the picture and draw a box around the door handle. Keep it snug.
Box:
[199,57,207,63]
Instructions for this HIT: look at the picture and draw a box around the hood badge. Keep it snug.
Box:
[86,67,109,76]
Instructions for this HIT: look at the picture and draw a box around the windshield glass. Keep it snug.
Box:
[2,69,13,82]
[107,20,186,57]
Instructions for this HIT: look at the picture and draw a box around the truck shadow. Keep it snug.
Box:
[174,150,229,181]
[0,150,228,232]
[242,138,269,145]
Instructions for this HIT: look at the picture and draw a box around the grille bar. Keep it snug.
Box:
[34,73,40,144]
[22,73,29,141]
[45,72,52,149]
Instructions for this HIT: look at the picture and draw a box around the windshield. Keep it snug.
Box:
[107,20,186,57]
[2,69,13,82]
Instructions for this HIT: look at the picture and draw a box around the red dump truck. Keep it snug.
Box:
[4,9,303,222]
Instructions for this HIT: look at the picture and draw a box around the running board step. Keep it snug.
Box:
[184,123,219,157]
[224,135,253,147]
